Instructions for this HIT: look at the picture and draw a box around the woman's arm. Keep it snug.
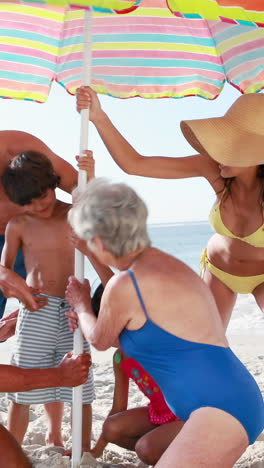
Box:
[66,273,131,351]
[91,349,129,457]
[76,87,220,184]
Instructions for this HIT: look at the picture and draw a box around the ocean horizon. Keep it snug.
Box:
[148,219,209,227]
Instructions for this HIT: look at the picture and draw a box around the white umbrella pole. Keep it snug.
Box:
[72,9,93,468]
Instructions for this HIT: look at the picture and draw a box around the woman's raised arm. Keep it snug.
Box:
[76,86,220,185]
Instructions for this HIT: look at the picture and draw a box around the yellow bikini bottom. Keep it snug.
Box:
[200,249,264,294]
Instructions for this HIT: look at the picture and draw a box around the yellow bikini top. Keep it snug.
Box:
[209,194,264,248]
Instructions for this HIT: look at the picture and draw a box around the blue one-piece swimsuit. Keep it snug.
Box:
[119,270,264,445]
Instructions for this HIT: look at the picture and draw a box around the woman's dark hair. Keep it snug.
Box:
[91,283,104,317]
[223,165,264,203]
[1,151,61,206]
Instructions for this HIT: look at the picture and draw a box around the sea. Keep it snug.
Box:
[148,221,212,272]
[85,220,213,288]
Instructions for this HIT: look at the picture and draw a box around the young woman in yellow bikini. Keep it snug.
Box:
[76,89,264,329]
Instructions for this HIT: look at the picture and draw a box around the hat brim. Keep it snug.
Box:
[180,116,264,167]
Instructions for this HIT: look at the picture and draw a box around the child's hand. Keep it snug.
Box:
[76,150,95,180]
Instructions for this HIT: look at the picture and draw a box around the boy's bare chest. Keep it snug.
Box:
[23,216,72,251]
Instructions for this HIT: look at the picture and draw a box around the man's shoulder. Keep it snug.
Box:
[0,130,34,143]
[0,130,36,158]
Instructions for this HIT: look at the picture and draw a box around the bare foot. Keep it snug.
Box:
[62,446,91,457]
[45,433,64,448]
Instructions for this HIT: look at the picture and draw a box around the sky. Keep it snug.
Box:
[1,81,241,224]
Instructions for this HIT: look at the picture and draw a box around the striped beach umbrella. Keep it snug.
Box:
[1,1,263,466]
[0,0,264,103]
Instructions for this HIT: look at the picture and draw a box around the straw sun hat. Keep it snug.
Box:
[180,93,264,167]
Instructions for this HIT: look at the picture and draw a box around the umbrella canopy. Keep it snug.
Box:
[15,0,264,26]
[0,0,264,103]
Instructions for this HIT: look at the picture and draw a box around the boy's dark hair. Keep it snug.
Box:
[1,151,61,206]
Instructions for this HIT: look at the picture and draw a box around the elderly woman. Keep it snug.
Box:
[66,178,264,468]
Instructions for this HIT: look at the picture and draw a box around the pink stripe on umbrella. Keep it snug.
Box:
[0,19,62,38]
[221,38,264,62]
[90,65,224,79]
[96,16,210,30]
[58,68,83,79]
[229,57,264,80]
[0,79,49,94]
[0,60,55,78]
[0,10,63,30]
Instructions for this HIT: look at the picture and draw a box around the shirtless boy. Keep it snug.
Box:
[0,150,95,451]
[0,130,78,316]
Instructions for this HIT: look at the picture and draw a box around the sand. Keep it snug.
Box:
[0,295,263,468]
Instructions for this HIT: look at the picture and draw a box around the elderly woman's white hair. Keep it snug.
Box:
[69,178,151,257]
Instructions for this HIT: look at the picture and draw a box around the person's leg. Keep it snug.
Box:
[253,282,264,312]
[155,407,248,468]
[0,235,8,318]
[135,419,185,465]
[103,407,156,451]
[202,268,237,329]
[8,300,58,444]
[7,402,30,443]
[0,424,32,468]
[44,402,64,447]
[82,403,92,452]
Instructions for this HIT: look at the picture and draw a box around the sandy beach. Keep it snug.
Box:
[0,295,263,468]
